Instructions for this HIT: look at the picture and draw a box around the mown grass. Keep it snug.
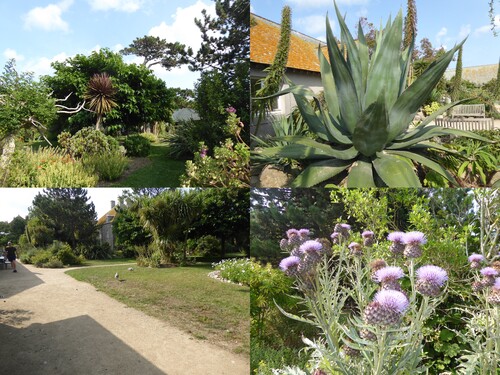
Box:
[81,258,137,266]
[114,142,186,187]
[66,263,249,355]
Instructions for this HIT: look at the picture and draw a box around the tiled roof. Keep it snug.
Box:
[251,13,327,73]
[97,207,117,226]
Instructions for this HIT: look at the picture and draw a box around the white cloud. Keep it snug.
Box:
[22,52,71,78]
[458,24,471,40]
[151,64,201,90]
[435,27,448,47]
[474,15,500,35]
[88,0,143,13]
[285,0,369,7]
[149,1,215,50]
[23,0,73,32]
[295,15,330,36]
[3,48,25,62]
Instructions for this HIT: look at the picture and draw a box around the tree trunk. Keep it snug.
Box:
[0,135,16,185]
[95,115,103,131]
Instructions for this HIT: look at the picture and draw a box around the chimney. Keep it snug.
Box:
[111,200,116,209]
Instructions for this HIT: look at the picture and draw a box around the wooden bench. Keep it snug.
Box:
[435,117,494,131]
[450,104,486,119]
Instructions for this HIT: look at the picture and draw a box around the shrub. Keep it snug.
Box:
[213,258,257,286]
[83,150,128,181]
[56,246,82,266]
[189,235,221,257]
[123,134,151,157]
[31,250,55,268]
[58,127,118,158]
[6,147,97,187]
[75,243,113,260]
[423,101,441,116]
[140,132,158,143]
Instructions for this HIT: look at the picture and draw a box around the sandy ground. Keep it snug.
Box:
[0,262,249,375]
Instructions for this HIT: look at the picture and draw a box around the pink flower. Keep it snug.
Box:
[226,106,236,114]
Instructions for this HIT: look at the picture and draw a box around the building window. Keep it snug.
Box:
[251,77,279,111]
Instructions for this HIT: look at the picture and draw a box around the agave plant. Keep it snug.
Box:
[253,3,490,187]
[84,72,117,130]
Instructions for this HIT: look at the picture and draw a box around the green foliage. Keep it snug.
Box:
[181,139,250,187]
[58,127,118,158]
[0,59,57,141]
[188,235,221,257]
[82,150,128,181]
[44,49,174,134]
[6,146,97,187]
[253,5,489,187]
[214,258,256,285]
[123,134,151,157]
[75,242,113,260]
[422,101,441,116]
[84,72,118,129]
[252,339,308,375]
[139,132,158,143]
[120,36,187,69]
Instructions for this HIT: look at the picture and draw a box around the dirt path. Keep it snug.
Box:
[0,263,249,375]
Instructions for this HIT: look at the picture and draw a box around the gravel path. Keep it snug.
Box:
[0,262,249,375]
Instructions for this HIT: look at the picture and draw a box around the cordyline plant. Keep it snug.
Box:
[253,3,490,187]
[274,227,448,375]
[84,72,117,130]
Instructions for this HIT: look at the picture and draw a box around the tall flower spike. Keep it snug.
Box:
[403,231,426,258]
[416,265,448,297]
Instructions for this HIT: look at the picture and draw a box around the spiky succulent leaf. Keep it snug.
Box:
[373,153,422,187]
[346,159,376,187]
[291,159,352,187]
[352,92,389,156]
[318,46,340,118]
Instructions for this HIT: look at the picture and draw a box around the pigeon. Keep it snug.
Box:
[114,272,119,279]
[128,267,134,271]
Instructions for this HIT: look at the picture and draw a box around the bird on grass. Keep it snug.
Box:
[114,272,119,280]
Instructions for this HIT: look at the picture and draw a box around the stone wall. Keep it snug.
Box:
[444,63,498,85]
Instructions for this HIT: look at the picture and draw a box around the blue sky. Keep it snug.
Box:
[251,0,500,69]
[0,188,128,223]
[0,0,217,89]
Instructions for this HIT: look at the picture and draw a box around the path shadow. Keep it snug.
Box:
[0,315,166,375]
[0,262,43,298]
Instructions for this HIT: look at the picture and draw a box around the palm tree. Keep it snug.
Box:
[84,73,117,131]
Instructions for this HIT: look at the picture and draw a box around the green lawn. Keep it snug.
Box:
[66,263,249,355]
[114,142,186,187]
[81,258,137,266]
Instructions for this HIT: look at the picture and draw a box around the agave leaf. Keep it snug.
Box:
[373,152,422,187]
[352,92,389,156]
[364,10,403,110]
[334,3,363,104]
[325,14,361,134]
[292,159,352,187]
[293,94,334,142]
[256,136,359,160]
[386,150,458,186]
[315,99,353,145]
[388,40,465,140]
[346,159,376,187]
[318,49,340,118]
[408,141,462,155]
[399,40,414,95]
[357,21,369,94]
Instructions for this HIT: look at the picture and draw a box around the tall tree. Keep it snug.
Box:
[252,6,292,132]
[120,36,188,69]
[28,188,97,249]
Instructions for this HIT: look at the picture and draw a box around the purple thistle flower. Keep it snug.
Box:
[299,240,323,254]
[493,278,500,291]
[468,254,484,263]
[374,266,405,283]
[362,230,374,238]
[373,290,409,314]
[200,147,208,158]
[298,229,310,238]
[480,267,499,277]
[226,106,236,114]
[348,242,360,250]
[286,229,299,239]
[279,256,301,272]
[387,231,405,243]
[330,232,340,240]
[402,231,427,245]
[416,265,448,287]
[340,224,351,230]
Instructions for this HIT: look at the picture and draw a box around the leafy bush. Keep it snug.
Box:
[58,127,118,158]
[31,250,56,268]
[19,248,37,264]
[56,246,82,266]
[75,243,113,260]
[213,258,257,286]
[6,147,98,187]
[188,235,221,257]
[140,132,158,143]
[123,134,151,157]
[83,150,128,181]
[423,101,441,116]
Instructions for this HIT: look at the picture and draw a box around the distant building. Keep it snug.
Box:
[251,13,327,135]
[172,108,200,123]
[444,63,499,85]
[97,200,117,251]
